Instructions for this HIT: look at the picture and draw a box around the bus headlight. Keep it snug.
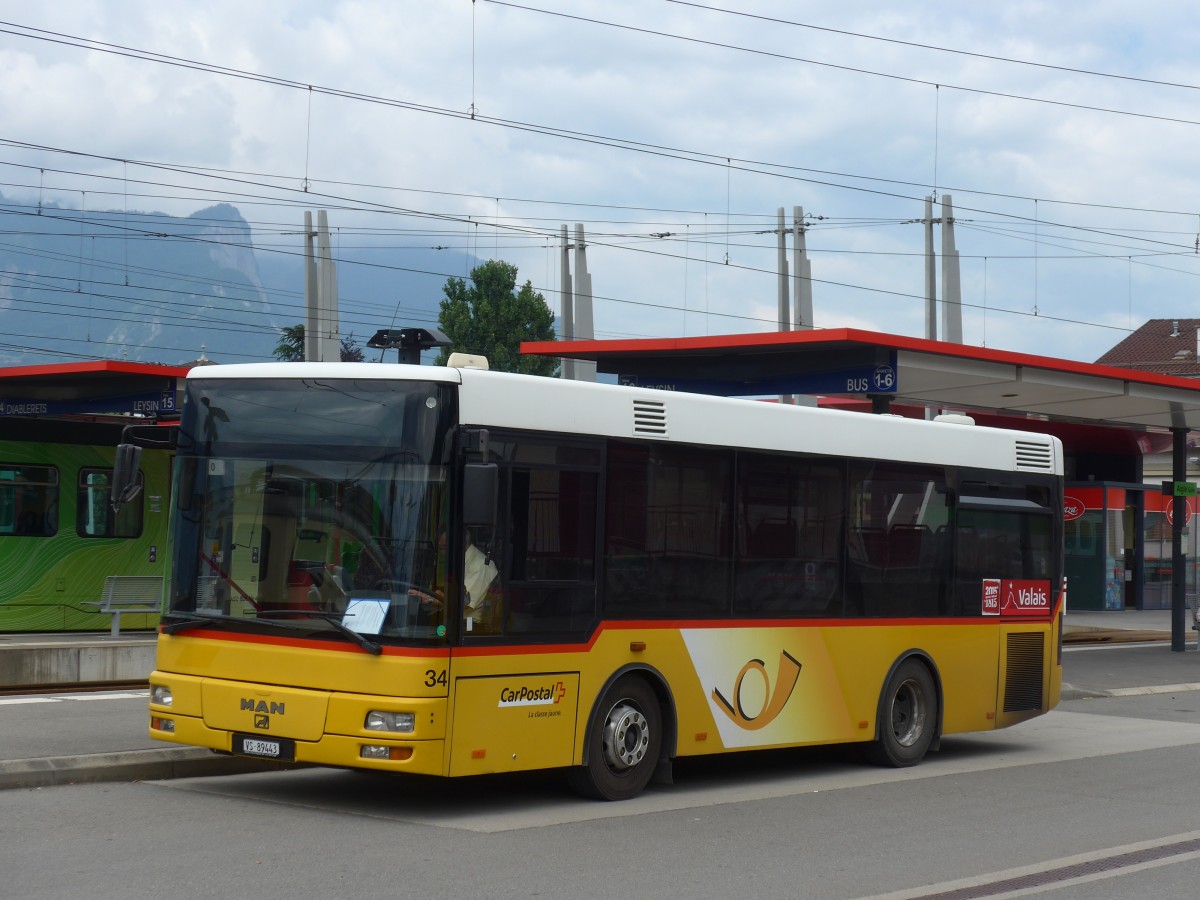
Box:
[365,711,415,733]
[150,685,173,707]
[360,745,413,761]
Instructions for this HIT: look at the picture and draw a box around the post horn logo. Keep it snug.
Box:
[712,650,802,730]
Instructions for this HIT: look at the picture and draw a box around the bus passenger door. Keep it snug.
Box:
[448,673,580,775]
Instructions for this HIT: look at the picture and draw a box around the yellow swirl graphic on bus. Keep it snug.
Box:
[711,650,802,730]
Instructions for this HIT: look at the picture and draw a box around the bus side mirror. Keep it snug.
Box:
[463,463,498,527]
[111,443,144,512]
[176,457,197,512]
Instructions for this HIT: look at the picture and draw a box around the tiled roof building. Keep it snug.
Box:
[1096,318,1200,377]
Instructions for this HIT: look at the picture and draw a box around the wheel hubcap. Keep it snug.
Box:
[890,679,927,748]
[602,701,650,771]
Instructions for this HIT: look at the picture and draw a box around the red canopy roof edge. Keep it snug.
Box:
[521,327,1200,394]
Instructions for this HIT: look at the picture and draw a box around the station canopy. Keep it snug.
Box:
[521,328,1200,435]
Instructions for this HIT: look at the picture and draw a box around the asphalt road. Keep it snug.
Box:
[3,641,1200,898]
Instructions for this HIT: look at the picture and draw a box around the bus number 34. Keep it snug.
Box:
[424,669,448,688]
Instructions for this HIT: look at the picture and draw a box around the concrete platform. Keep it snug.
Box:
[0,631,156,688]
[1063,608,1188,644]
[0,609,1193,691]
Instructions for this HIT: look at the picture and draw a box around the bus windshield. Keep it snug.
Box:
[167,377,455,646]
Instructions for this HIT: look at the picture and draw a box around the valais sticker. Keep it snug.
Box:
[981,578,1051,617]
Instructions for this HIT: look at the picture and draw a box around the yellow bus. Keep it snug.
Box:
[141,356,1064,800]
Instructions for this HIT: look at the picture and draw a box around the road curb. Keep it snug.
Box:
[1060,683,1109,701]
[0,747,301,791]
[1063,628,1171,644]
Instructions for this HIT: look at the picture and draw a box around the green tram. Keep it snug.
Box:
[0,418,171,632]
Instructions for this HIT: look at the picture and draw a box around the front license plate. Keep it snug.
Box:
[232,733,296,762]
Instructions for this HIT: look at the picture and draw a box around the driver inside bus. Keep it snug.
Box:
[462,529,501,634]
[410,527,501,634]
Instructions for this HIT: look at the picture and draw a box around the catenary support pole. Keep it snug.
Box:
[573,224,596,382]
[1171,427,1188,651]
[940,195,962,344]
[560,224,574,381]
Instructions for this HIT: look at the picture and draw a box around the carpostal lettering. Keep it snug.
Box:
[497,681,566,708]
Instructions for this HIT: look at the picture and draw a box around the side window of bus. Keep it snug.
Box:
[846,462,951,617]
[956,482,1055,613]
[604,440,732,618]
[0,463,59,537]
[77,468,144,538]
[735,453,845,617]
[492,439,601,637]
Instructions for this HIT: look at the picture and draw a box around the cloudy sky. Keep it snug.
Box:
[3,0,1200,364]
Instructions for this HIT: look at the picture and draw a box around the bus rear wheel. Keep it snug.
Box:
[569,675,662,801]
[864,659,936,767]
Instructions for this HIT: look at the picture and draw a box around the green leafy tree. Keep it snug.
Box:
[273,324,366,362]
[273,324,305,361]
[340,332,365,362]
[436,260,559,376]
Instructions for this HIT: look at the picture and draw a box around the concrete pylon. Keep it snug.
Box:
[559,224,575,380]
[572,224,596,382]
[940,195,962,344]
[316,211,340,361]
[793,205,813,330]
[304,212,319,361]
[777,207,790,332]
[924,196,937,342]
[303,211,340,361]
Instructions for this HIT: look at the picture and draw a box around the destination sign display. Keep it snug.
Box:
[618,354,898,397]
[0,387,178,417]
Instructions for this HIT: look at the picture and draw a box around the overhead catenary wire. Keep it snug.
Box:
[1,16,1199,364]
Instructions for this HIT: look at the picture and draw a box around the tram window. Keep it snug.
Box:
[0,463,59,537]
[604,441,732,617]
[77,468,144,538]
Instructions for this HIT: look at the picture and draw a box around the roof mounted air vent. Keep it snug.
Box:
[633,398,667,436]
[1015,439,1053,471]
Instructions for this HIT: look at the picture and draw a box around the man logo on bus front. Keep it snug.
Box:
[712,650,802,730]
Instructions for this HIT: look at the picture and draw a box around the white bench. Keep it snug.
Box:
[86,575,164,636]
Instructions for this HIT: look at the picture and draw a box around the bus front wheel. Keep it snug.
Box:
[864,659,936,767]
[569,675,662,801]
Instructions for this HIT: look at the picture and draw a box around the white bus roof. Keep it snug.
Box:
[188,362,1062,475]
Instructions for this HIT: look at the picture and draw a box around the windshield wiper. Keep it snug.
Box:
[161,612,235,635]
[257,608,383,655]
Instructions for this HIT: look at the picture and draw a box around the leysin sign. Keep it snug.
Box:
[981,579,1051,617]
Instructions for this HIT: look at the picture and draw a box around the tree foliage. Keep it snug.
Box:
[273,324,365,362]
[436,260,558,376]
[273,324,305,362]
[340,332,365,362]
